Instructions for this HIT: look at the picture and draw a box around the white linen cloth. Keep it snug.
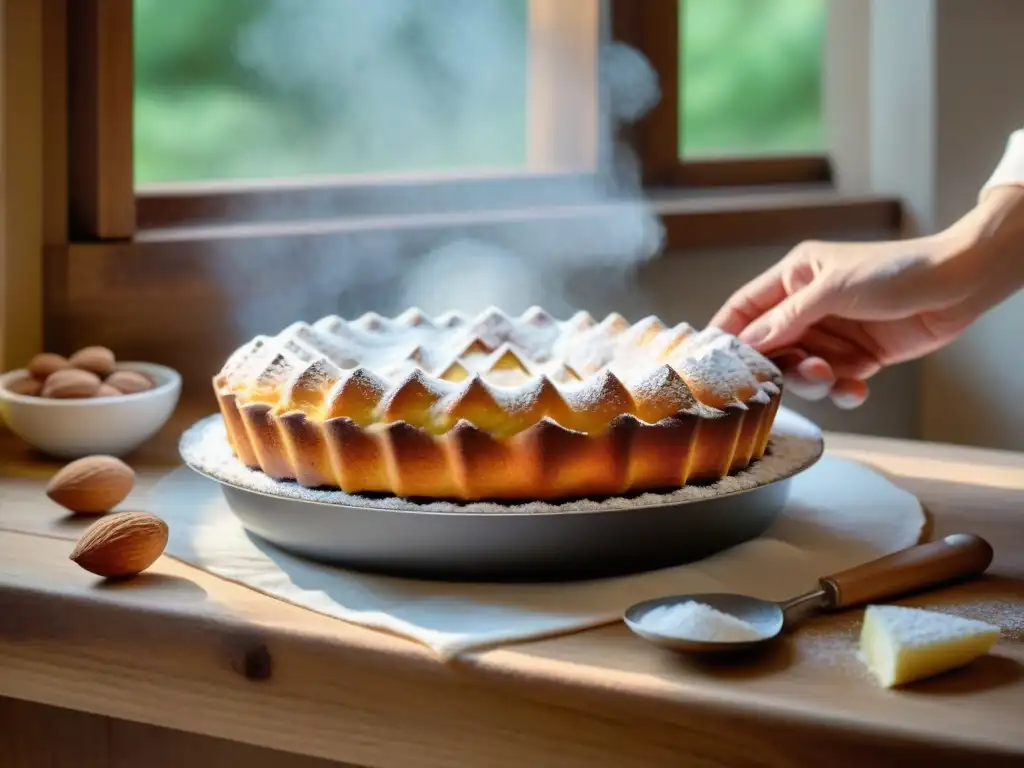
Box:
[143,432,925,660]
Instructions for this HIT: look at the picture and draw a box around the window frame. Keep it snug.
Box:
[66,0,134,239]
[4,0,902,389]
[611,0,831,188]
[72,0,833,238]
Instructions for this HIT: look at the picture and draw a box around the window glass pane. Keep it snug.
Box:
[680,0,826,158]
[134,0,528,184]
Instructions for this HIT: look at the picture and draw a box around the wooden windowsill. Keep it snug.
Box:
[135,170,604,231]
[129,186,902,253]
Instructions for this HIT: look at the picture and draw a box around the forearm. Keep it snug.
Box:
[973,127,1024,298]
[939,184,1024,319]
[959,124,1024,294]
[917,126,1024,284]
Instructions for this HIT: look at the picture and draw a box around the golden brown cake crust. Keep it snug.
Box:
[213,308,784,501]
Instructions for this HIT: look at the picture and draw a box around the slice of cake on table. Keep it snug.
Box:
[860,604,1001,687]
[212,307,784,501]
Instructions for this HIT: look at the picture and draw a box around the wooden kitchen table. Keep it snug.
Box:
[0,418,1022,768]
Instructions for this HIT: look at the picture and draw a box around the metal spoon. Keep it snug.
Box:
[623,533,994,653]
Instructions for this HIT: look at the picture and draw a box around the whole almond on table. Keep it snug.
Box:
[41,368,101,398]
[105,369,153,395]
[27,352,70,380]
[69,346,116,377]
[46,455,135,515]
[70,511,169,578]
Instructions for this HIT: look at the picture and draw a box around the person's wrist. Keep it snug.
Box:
[966,185,1024,280]
[930,184,1024,315]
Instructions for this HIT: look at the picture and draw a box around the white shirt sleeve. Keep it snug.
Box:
[981,128,1024,199]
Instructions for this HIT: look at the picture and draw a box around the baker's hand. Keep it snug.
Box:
[709,186,1024,408]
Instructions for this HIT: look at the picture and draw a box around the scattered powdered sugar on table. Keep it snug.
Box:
[900,601,1024,643]
[178,411,822,515]
[640,601,765,642]
[867,604,1001,646]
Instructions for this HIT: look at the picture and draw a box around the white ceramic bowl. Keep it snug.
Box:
[0,362,182,459]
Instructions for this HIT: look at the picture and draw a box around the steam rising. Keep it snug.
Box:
[214,0,665,337]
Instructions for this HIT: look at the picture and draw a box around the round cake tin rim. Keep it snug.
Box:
[179,410,824,518]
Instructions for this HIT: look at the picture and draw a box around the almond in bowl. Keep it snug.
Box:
[0,346,181,459]
[104,369,155,396]
[41,368,103,399]
[18,347,158,400]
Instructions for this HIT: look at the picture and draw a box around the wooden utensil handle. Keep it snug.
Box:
[819,533,994,609]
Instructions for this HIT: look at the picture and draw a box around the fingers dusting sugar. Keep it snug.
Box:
[640,601,765,642]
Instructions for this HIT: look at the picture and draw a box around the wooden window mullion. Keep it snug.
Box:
[610,0,679,186]
[612,0,831,189]
[67,0,135,240]
[42,0,67,247]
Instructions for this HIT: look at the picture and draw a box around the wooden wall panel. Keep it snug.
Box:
[0,696,108,768]
[0,0,46,371]
[0,696,358,767]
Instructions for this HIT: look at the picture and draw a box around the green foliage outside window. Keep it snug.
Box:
[681,0,826,157]
[134,0,825,184]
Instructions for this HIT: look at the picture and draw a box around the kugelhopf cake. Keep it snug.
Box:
[213,307,784,501]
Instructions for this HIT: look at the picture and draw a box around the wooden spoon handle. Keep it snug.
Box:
[820,533,994,609]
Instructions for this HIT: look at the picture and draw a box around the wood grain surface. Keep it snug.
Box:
[0,421,1022,767]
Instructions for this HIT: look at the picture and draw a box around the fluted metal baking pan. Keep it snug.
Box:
[180,407,823,582]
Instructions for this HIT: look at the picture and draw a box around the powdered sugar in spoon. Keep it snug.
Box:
[623,533,994,653]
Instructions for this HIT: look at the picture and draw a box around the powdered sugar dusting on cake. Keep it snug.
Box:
[290,323,362,368]
[543,361,581,384]
[219,336,267,381]
[468,307,517,348]
[335,367,388,399]
[380,367,458,405]
[286,358,341,396]
[435,310,468,328]
[217,308,781,435]
[255,352,299,389]
[509,321,559,363]
[553,325,616,376]
[674,348,761,406]
[562,369,631,413]
[489,377,554,415]
[628,364,697,420]
[700,331,782,383]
